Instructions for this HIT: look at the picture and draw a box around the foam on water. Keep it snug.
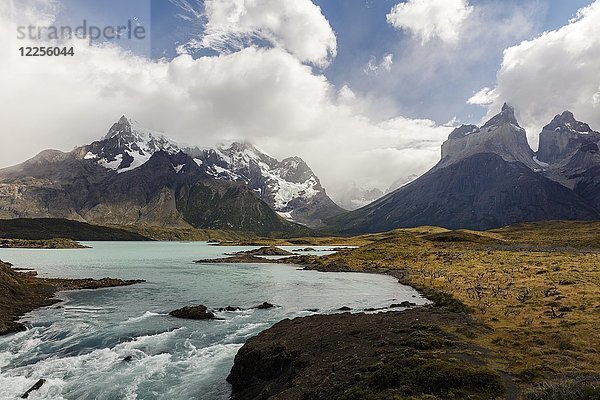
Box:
[124,311,165,324]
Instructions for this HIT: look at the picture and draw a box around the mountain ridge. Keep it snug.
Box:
[325,105,600,233]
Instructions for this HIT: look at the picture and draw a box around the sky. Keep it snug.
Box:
[1,0,599,204]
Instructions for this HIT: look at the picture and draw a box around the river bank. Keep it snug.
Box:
[0,259,144,335]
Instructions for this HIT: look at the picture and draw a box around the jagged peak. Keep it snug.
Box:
[502,102,514,112]
[226,141,257,152]
[103,115,172,143]
[560,110,575,121]
[105,116,133,139]
[481,102,520,129]
[544,111,594,134]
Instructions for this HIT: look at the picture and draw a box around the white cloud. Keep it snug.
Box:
[0,0,450,200]
[179,0,337,68]
[386,0,474,44]
[364,53,393,75]
[467,87,496,106]
[471,1,600,148]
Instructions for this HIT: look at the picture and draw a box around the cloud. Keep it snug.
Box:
[471,1,600,147]
[353,0,538,125]
[467,87,496,106]
[364,53,393,75]
[0,0,450,200]
[386,0,474,44]
[178,0,337,68]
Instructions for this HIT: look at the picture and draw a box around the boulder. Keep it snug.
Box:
[219,306,243,312]
[169,305,216,320]
[21,379,46,399]
[390,301,417,308]
[255,302,275,310]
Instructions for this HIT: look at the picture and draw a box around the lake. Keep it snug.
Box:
[0,242,426,399]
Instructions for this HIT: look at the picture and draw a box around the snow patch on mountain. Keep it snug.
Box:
[270,174,319,210]
[98,154,123,171]
[201,143,321,212]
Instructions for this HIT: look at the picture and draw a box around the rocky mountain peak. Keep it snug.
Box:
[105,115,133,139]
[481,103,520,129]
[537,111,599,164]
[544,111,594,135]
[440,103,534,169]
[187,141,343,227]
[81,116,180,173]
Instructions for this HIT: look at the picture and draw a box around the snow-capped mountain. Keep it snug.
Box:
[0,116,341,231]
[77,116,180,173]
[187,142,344,227]
[326,105,600,233]
[74,117,343,227]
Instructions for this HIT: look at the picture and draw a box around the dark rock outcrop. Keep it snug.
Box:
[227,308,506,400]
[232,246,292,256]
[218,306,242,312]
[21,379,46,399]
[390,301,417,308]
[169,305,216,320]
[254,302,275,310]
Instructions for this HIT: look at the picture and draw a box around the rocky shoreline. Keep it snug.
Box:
[0,238,89,249]
[0,259,144,335]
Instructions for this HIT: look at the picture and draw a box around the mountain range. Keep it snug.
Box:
[2,106,600,235]
[327,104,600,233]
[0,117,342,234]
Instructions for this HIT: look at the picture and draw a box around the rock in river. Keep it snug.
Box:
[254,302,275,309]
[169,305,216,320]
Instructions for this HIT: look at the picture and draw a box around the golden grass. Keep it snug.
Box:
[309,221,600,391]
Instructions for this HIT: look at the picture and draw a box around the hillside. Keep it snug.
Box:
[0,218,151,241]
